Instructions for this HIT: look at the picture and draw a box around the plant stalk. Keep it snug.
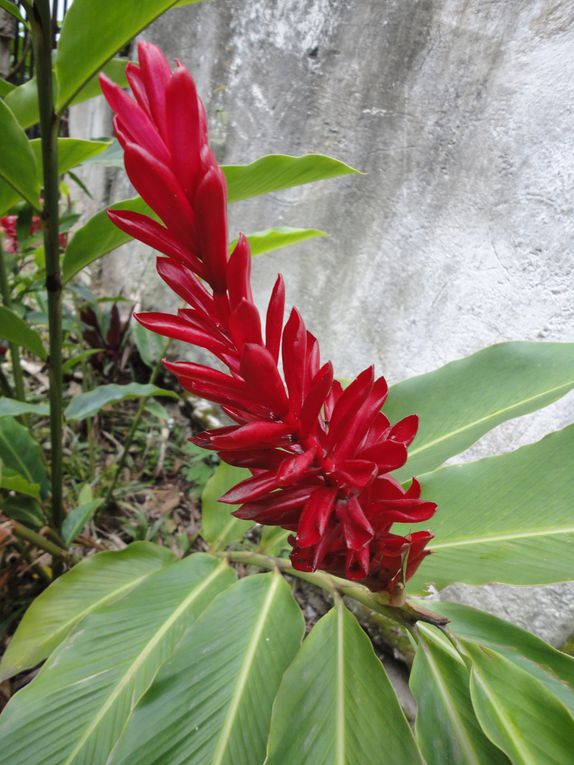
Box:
[11,520,68,558]
[220,550,448,627]
[30,0,64,529]
[0,238,26,402]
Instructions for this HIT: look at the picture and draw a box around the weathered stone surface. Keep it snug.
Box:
[74,0,574,644]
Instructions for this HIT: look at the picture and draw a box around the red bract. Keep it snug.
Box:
[101,42,437,594]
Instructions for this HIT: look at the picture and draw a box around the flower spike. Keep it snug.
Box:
[101,45,437,593]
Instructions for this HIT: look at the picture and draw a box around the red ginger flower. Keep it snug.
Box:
[100,42,437,594]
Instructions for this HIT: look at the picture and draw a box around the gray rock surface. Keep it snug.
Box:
[73,0,574,644]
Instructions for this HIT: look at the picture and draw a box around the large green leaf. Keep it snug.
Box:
[411,624,508,764]
[5,59,128,130]
[0,138,109,217]
[0,99,40,209]
[0,398,49,418]
[64,382,177,421]
[266,600,423,764]
[225,153,361,201]
[0,307,46,358]
[386,342,574,480]
[410,424,574,590]
[465,643,574,764]
[420,601,574,715]
[63,153,356,281]
[230,226,327,257]
[0,554,235,765]
[55,0,203,111]
[0,417,47,497]
[0,78,15,98]
[110,572,303,764]
[201,462,253,551]
[0,542,175,681]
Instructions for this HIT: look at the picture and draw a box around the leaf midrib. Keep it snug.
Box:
[211,574,281,765]
[63,561,228,765]
[430,526,574,551]
[471,668,536,765]
[418,642,482,765]
[409,379,574,460]
[336,601,345,765]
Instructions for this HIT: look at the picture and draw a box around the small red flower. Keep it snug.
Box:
[101,43,437,593]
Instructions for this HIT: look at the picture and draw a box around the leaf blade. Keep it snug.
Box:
[0,99,39,208]
[64,383,177,421]
[201,462,253,551]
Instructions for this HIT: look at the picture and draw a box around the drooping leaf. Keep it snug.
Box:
[55,0,203,110]
[0,554,235,765]
[419,601,574,715]
[5,58,128,130]
[0,398,49,418]
[410,424,574,590]
[266,600,423,764]
[201,462,253,550]
[386,342,574,480]
[225,153,361,201]
[0,99,40,209]
[465,643,574,765]
[0,307,46,358]
[0,0,27,25]
[410,624,509,764]
[0,417,47,497]
[110,572,304,765]
[64,382,177,421]
[1,494,44,528]
[0,464,40,498]
[63,153,354,281]
[61,499,104,546]
[230,226,327,257]
[0,542,175,681]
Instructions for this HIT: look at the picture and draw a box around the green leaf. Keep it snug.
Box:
[201,462,253,550]
[0,542,175,681]
[0,398,49,418]
[258,525,291,556]
[64,382,177,421]
[1,494,44,528]
[63,153,354,280]
[266,600,423,764]
[229,226,327,257]
[419,601,574,715]
[0,99,40,209]
[0,307,46,358]
[0,0,27,26]
[410,624,509,764]
[0,78,15,98]
[410,424,574,590]
[62,348,104,373]
[0,417,47,497]
[465,643,574,765]
[0,464,40,498]
[132,321,166,368]
[225,153,361,202]
[386,342,574,480]
[110,572,304,764]
[61,499,104,546]
[31,137,111,172]
[0,554,235,764]
[5,58,128,131]
[55,0,203,111]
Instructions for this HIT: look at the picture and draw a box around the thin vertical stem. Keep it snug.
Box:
[30,0,64,529]
[0,237,26,401]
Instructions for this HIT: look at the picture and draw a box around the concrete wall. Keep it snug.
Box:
[78,0,574,642]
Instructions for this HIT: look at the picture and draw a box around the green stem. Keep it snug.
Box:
[0,237,26,402]
[30,1,64,530]
[221,550,448,627]
[11,520,68,558]
[104,339,171,507]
